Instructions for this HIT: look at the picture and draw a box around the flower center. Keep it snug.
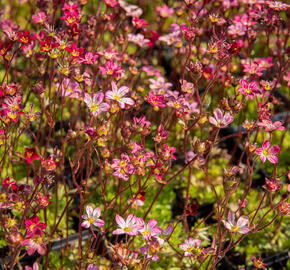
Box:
[34,236,43,244]
[186,247,193,253]
[90,104,99,112]
[123,227,131,232]
[262,149,269,156]
[87,217,94,224]
[113,94,121,101]
[231,225,239,232]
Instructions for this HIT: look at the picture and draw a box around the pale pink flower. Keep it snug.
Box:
[119,0,143,17]
[128,33,149,47]
[156,5,174,17]
[84,92,110,116]
[25,262,39,270]
[149,77,172,93]
[257,120,285,132]
[238,80,260,99]
[228,22,247,36]
[111,153,135,180]
[32,12,47,24]
[106,81,134,109]
[81,205,105,228]
[255,141,280,164]
[222,212,251,234]
[79,52,98,65]
[180,79,195,94]
[139,219,162,241]
[209,108,234,128]
[179,237,202,257]
[112,214,142,236]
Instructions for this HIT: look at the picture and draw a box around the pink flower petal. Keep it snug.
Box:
[267,155,278,164]
[237,216,249,227]
[86,205,93,216]
[213,108,223,121]
[115,214,126,227]
[262,140,270,149]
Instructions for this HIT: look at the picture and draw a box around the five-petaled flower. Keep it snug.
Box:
[209,108,234,128]
[106,81,134,109]
[112,214,142,236]
[81,205,105,228]
[255,141,280,164]
[179,237,203,257]
[84,92,110,117]
[139,219,162,241]
[238,80,260,99]
[222,211,251,234]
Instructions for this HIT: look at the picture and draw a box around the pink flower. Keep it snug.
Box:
[160,144,176,160]
[156,5,174,17]
[153,124,170,143]
[132,17,147,29]
[81,205,105,228]
[222,212,251,234]
[32,12,47,24]
[128,33,149,47]
[147,92,166,108]
[79,52,98,65]
[238,80,260,99]
[24,147,40,164]
[111,153,135,180]
[257,120,285,132]
[255,141,280,164]
[25,262,39,270]
[65,42,84,58]
[104,0,119,7]
[25,216,46,233]
[112,214,142,236]
[209,108,234,128]
[21,228,46,256]
[99,61,124,78]
[139,219,162,241]
[84,92,110,116]
[149,77,172,92]
[263,178,282,193]
[179,237,202,257]
[105,81,134,109]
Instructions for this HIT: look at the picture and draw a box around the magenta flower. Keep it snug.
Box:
[209,108,234,128]
[222,212,251,234]
[106,81,134,109]
[81,205,105,228]
[238,80,260,99]
[139,219,162,241]
[21,228,46,256]
[179,237,202,257]
[255,141,280,164]
[111,153,135,181]
[147,92,166,108]
[112,214,142,236]
[84,92,110,117]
